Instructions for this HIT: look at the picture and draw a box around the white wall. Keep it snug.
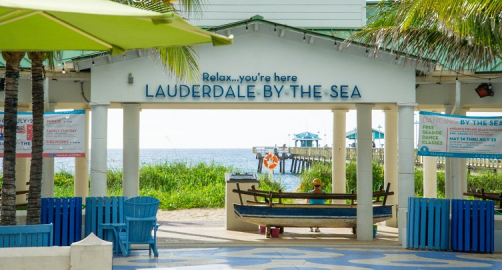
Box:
[182,0,366,28]
[416,82,502,111]
[91,30,415,108]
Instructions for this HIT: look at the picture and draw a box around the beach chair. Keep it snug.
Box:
[114,196,161,257]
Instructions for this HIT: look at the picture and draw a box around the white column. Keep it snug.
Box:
[443,106,453,199]
[453,109,467,199]
[74,109,90,199]
[423,156,437,198]
[384,109,398,227]
[397,103,416,246]
[16,106,30,203]
[356,104,373,241]
[42,102,56,197]
[122,104,141,197]
[422,108,438,199]
[15,158,29,205]
[90,103,109,197]
[332,109,347,202]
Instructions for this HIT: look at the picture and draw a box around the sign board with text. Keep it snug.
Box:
[0,110,86,158]
[418,111,502,158]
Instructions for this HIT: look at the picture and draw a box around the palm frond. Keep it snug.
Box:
[350,0,502,70]
[157,46,199,84]
[113,0,174,13]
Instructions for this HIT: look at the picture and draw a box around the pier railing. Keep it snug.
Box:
[253,146,289,156]
[253,146,502,170]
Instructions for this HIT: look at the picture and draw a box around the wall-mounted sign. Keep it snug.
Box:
[0,110,86,158]
[146,72,362,101]
[418,111,502,158]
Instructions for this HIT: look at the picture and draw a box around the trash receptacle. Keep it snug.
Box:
[225,172,259,231]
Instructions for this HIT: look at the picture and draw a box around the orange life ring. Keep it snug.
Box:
[263,153,279,169]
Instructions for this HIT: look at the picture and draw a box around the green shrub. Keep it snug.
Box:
[47,160,502,209]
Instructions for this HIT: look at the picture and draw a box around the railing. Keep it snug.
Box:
[252,146,289,156]
[253,146,502,170]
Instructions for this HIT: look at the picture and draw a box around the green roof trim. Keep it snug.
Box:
[0,51,99,69]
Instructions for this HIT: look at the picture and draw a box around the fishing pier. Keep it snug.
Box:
[252,146,502,174]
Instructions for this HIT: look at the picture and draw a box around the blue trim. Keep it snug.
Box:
[418,151,502,159]
[420,110,502,119]
[234,204,392,219]
[0,110,85,115]
[45,110,85,115]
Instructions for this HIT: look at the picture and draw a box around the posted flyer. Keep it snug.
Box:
[0,110,85,158]
[418,111,502,159]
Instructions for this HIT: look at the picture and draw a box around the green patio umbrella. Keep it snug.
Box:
[0,0,233,54]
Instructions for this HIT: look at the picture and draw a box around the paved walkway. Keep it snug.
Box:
[112,221,502,269]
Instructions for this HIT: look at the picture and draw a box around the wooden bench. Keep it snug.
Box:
[0,224,53,247]
[232,183,394,237]
[463,188,502,210]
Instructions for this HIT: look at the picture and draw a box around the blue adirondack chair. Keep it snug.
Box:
[115,196,160,257]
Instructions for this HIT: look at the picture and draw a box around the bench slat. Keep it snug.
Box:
[0,224,53,248]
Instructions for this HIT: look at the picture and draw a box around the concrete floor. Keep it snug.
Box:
[112,221,502,270]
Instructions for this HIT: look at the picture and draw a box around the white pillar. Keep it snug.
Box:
[41,82,55,198]
[74,109,90,199]
[356,104,373,241]
[397,103,416,246]
[444,106,452,198]
[461,156,468,199]
[15,158,29,205]
[122,104,141,197]
[423,156,437,198]
[332,109,347,202]
[453,109,467,199]
[422,109,438,199]
[90,103,109,197]
[16,106,30,203]
[443,106,455,199]
[384,109,398,227]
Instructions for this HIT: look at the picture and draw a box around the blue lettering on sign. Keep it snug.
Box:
[237,86,245,98]
[247,85,255,98]
[351,86,361,98]
[330,85,338,97]
[180,85,190,97]
[225,86,236,98]
[202,85,211,97]
[145,73,364,101]
[192,85,200,98]
[300,85,310,98]
[274,85,284,97]
[313,85,321,98]
[340,85,349,98]
[291,85,299,97]
[264,85,273,98]
[146,84,154,97]
[214,85,224,98]
[156,85,166,97]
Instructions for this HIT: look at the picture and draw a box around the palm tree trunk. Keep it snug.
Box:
[26,52,46,225]
[1,51,25,225]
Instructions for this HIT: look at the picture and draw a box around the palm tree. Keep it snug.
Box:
[348,0,502,70]
[1,51,25,225]
[26,52,46,225]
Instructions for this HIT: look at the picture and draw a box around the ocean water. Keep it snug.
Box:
[53,148,302,191]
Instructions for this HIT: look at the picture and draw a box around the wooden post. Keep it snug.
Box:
[236,182,243,205]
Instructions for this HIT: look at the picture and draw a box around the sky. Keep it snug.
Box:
[106,109,387,149]
[105,110,502,149]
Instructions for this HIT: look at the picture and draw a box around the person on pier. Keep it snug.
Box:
[307,178,326,232]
